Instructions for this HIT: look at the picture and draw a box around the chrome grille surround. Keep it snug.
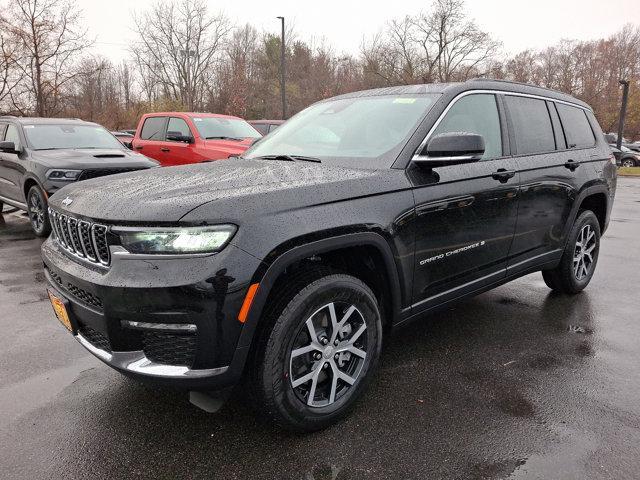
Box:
[49,208,111,267]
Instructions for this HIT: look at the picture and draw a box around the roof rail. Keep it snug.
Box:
[468,77,559,92]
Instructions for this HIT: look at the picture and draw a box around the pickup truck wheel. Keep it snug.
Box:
[542,210,600,294]
[253,273,382,432]
[26,185,51,237]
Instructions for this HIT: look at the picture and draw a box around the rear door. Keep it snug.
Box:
[133,116,167,163]
[504,95,590,275]
[409,92,520,311]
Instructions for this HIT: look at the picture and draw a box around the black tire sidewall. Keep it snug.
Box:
[26,186,50,236]
[260,275,382,431]
[560,210,601,292]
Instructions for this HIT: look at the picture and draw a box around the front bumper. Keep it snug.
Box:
[42,236,263,390]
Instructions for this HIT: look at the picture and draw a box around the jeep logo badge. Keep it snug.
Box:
[61,196,73,207]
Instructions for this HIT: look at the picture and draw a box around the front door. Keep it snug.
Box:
[409,93,520,312]
[161,117,196,166]
[0,124,27,204]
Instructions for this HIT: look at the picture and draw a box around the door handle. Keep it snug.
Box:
[160,147,170,152]
[564,159,580,171]
[492,168,516,183]
[134,145,143,150]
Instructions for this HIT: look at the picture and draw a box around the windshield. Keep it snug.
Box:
[245,94,439,167]
[24,124,124,150]
[192,117,261,140]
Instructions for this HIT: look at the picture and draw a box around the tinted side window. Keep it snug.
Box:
[140,117,166,140]
[166,117,192,140]
[556,104,595,148]
[252,124,268,135]
[5,124,21,150]
[432,93,502,160]
[505,96,555,154]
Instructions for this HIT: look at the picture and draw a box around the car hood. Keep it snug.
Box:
[201,138,255,155]
[32,148,158,168]
[48,159,408,223]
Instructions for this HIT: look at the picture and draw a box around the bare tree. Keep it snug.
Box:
[131,0,231,110]
[362,0,500,85]
[2,0,91,116]
[0,26,20,109]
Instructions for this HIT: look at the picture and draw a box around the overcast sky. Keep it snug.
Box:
[85,0,640,62]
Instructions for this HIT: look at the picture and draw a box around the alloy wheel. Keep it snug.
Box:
[289,302,368,408]
[28,191,45,232]
[622,159,635,168]
[573,224,597,281]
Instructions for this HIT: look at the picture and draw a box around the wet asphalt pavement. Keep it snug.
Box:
[1,178,639,480]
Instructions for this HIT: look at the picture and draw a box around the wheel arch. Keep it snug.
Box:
[565,184,609,238]
[22,175,44,202]
[236,231,404,350]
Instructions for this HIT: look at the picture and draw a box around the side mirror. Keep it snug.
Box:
[0,141,17,153]
[166,133,194,143]
[414,132,484,167]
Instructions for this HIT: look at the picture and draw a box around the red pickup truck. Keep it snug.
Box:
[131,112,261,166]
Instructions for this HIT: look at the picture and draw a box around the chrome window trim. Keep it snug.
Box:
[412,89,593,161]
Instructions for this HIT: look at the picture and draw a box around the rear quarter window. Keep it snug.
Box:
[505,95,555,155]
[140,117,166,140]
[556,104,595,148]
[252,124,268,135]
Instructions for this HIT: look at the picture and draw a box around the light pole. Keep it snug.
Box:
[277,16,286,119]
[617,79,630,150]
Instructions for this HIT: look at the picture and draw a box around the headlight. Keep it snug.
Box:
[118,225,237,254]
[46,169,81,181]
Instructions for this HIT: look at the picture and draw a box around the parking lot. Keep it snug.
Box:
[0,177,638,479]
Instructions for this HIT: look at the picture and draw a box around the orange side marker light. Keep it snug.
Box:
[238,283,259,323]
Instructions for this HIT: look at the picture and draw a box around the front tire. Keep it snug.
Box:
[26,185,51,237]
[252,273,383,432]
[542,210,600,294]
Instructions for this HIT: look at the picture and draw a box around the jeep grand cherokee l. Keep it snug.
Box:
[42,79,616,431]
[0,117,158,236]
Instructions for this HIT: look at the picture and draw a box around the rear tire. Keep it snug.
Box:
[26,185,51,237]
[622,158,635,168]
[542,210,600,294]
[251,272,383,432]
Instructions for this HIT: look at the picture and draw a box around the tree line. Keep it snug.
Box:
[0,0,638,139]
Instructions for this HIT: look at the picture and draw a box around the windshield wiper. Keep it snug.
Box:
[253,154,322,163]
[206,136,244,141]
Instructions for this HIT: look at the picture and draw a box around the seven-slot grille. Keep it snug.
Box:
[49,208,110,266]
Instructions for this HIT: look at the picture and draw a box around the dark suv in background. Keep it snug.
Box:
[0,117,157,236]
[42,79,616,431]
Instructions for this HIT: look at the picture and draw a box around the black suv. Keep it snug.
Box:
[42,80,616,431]
[0,117,158,235]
